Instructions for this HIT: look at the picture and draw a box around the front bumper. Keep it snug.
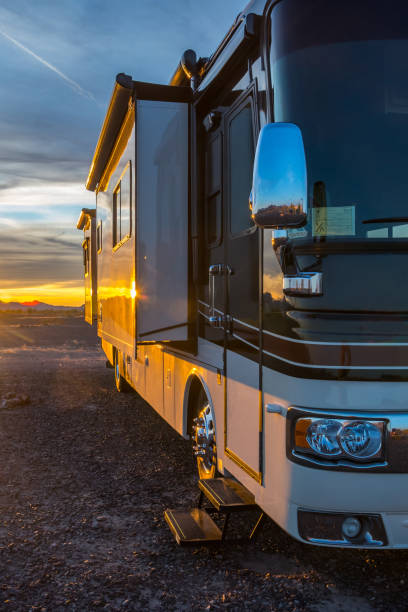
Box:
[288,504,408,549]
[262,406,408,548]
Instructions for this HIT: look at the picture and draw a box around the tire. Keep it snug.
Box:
[113,349,131,393]
[191,385,217,480]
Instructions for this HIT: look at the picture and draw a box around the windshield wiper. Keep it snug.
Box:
[363,217,408,224]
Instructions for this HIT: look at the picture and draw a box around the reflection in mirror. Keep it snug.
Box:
[250,123,307,228]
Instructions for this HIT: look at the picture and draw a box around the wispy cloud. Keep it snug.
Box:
[0,216,19,228]
[0,28,96,103]
[0,181,94,210]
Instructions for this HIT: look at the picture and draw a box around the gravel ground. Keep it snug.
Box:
[0,314,408,611]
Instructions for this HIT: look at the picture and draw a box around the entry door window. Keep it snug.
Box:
[229,103,255,235]
[206,132,222,246]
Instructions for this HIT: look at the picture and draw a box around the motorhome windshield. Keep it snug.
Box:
[270,0,408,246]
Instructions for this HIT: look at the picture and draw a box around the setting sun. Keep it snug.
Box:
[0,282,84,307]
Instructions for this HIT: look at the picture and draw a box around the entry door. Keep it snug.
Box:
[199,88,260,481]
[223,93,261,482]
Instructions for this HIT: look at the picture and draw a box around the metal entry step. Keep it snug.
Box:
[164,477,264,546]
[164,508,222,546]
[198,477,256,512]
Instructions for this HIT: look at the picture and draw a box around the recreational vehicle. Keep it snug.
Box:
[77,208,97,325]
[79,0,408,548]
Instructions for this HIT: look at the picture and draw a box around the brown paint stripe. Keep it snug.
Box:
[232,319,259,348]
[263,332,408,368]
[198,301,408,369]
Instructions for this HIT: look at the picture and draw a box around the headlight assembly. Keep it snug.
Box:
[294,417,385,463]
[306,419,342,457]
[339,421,382,459]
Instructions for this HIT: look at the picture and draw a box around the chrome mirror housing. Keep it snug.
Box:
[250,123,307,229]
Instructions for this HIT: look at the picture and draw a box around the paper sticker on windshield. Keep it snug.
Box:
[312,206,355,236]
[288,228,308,239]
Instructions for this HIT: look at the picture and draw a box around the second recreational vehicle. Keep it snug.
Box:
[79,0,408,548]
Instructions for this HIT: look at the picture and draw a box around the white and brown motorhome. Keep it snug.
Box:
[79,0,408,548]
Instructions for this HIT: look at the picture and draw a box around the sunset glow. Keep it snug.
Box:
[0,1,242,308]
[0,283,84,307]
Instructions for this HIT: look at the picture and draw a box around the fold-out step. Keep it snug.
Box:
[198,477,256,512]
[164,508,222,546]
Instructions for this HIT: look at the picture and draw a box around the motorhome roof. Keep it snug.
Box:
[85,73,133,193]
[86,0,265,192]
[85,75,192,193]
[169,0,264,91]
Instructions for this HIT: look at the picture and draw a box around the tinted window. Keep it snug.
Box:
[270,0,408,243]
[229,104,254,235]
[205,133,222,245]
[83,239,89,276]
[96,221,102,253]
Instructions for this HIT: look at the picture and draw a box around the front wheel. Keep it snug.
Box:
[191,387,217,480]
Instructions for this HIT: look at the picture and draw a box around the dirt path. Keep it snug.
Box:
[0,315,407,610]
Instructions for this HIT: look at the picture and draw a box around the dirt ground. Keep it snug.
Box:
[0,312,408,611]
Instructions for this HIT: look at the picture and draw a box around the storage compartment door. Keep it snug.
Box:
[136,96,190,342]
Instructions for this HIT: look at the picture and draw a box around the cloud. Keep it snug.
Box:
[0,27,97,102]
[0,216,19,228]
[0,181,94,210]
[0,215,86,292]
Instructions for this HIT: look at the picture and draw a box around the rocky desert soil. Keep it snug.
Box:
[0,312,408,611]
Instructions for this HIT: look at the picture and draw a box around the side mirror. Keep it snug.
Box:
[250,123,307,229]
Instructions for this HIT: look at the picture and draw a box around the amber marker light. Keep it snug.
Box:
[130,282,137,299]
[294,418,312,449]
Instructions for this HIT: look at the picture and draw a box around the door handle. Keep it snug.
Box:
[208,264,232,328]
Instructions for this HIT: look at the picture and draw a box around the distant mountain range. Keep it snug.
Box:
[0,300,82,311]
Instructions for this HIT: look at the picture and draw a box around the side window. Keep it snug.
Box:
[228,102,255,235]
[205,132,222,246]
[113,161,131,248]
[82,238,89,276]
[96,221,102,253]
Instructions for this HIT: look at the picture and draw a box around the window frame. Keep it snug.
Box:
[205,129,223,249]
[96,220,102,254]
[112,160,132,251]
[82,238,90,277]
[225,82,259,240]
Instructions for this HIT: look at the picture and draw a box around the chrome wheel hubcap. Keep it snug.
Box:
[192,402,216,476]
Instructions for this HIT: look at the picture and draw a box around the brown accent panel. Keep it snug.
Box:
[263,332,408,368]
[233,319,260,349]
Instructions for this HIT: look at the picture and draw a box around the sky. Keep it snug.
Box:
[0,0,245,306]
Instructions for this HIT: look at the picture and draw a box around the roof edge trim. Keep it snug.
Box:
[85,73,133,192]
[77,207,95,230]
